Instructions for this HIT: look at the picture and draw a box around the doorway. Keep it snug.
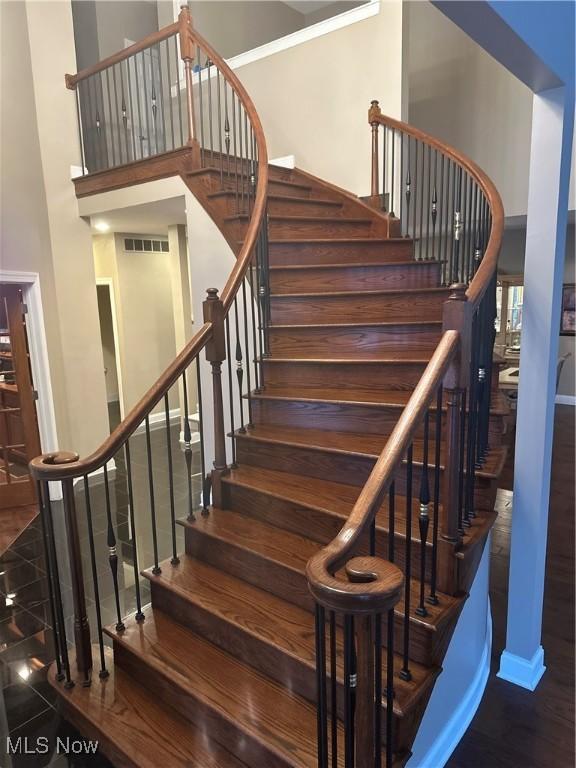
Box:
[0,284,42,509]
[96,280,123,433]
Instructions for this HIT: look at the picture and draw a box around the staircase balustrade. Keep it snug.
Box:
[29,16,503,765]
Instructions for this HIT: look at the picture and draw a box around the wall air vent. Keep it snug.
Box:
[124,238,169,253]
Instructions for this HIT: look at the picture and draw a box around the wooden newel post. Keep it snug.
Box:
[438,284,471,594]
[178,4,197,151]
[62,478,93,685]
[203,288,228,506]
[368,100,382,203]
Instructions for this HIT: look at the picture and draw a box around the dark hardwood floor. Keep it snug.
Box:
[447,404,575,768]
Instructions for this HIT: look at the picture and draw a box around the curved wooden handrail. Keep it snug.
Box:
[30,323,213,482]
[32,11,269,485]
[65,23,180,90]
[306,330,460,613]
[371,111,504,311]
[186,26,269,312]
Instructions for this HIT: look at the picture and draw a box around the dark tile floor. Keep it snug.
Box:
[0,419,202,767]
[0,407,572,767]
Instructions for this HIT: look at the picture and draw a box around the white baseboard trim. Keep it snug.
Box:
[413,608,492,768]
[497,646,546,691]
[71,460,117,490]
[133,407,181,435]
[555,394,576,406]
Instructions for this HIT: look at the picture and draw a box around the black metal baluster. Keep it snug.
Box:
[182,369,196,521]
[428,385,443,605]
[206,56,214,162]
[254,226,266,389]
[42,482,72,686]
[388,481,395,563]
[453,166,463,283]
[416,411,430,616]
[37,482,64,682]
[155,42,166,154]
[234,297,245,432]
[375,612,383,768]
[399,131,405,232]
[431,150,438,268]
[217,69,223,185]
[164,393,179,564]
[418,140,426,260]
[389,128,395,216]
[330,611,338,768]
[443,160,453,284]
[411,141,418,252]
[111,64,122,163]
[385,608,395,768]
[196,45,205,164]
[105,68,116,168]
[315,604,329,768]
[459,388,469,530]
[241,281,253,426]
[124,440,145,621]
[82,476,108,678]
[150,54,158,156]
[438,154,446,283]
[400,443,413,681]
[141,51,152,160]
[74,85,86,175]
[405,137,411,239]
[173,35,184,148]
[144,417,161,574]
[381,125,387,211]
[224,81,231,177]
[119,60,130,163]
[424,144,432,260]
[103,464,125,631]
[249,265,260,393]
[232,93,239,209]
[239,104,245,213]
[225,314,237,467]
[344,614,355,768]
[195,360,210,515]
[163,40,175,152]
[133,54,144,160]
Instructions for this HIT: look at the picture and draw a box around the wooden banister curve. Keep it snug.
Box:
[306,330,460,613]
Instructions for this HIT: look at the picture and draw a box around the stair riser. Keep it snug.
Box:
[148,578,318,704]
[268,324,442,358]
[222,481,434,585]
[214,178,314,198]
[251,399,506,445]
[234,436,497,511]
[270,291,448,324]
[184,523,312,611]
[112,642,291,768]
[233,218,375,241]
[270,263,441,294]
[215,195,344,218]
[263,361,428,391]
[184,516,438,667]
[269,240,415,266]
[148,577,414,751]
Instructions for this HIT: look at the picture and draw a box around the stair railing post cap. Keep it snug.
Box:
[368,100,382,124]
[206,287,219,300]
[448,283,467,301]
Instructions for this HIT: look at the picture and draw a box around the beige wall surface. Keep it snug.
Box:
[97,285,120,402]
[94,234,178,416]
[236,0,404,195]
[405,0,533,219]
[1,1,109,459]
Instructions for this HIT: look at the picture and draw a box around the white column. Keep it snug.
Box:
[498,86,574,690]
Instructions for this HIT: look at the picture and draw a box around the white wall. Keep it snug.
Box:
[235,0,405,195]
[405,0,534,219]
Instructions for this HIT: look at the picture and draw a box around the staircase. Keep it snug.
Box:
[31,9,505,768]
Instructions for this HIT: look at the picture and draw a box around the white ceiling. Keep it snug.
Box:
[90,196,187,236]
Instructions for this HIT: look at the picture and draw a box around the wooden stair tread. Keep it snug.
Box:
[270,287,450,299]
[178,508,461,634]
[229,214,373,223]
[222,465,493,554]
[262,354,432,363]
[48,648,246,768]
[250,386,510,416]
[269,260,439,271]
[142,555,440,716]
[268,238,411,244]
[269,321,442,329]
[233,424,506,478]
[211,191,340,206]
[107,610,342,768]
